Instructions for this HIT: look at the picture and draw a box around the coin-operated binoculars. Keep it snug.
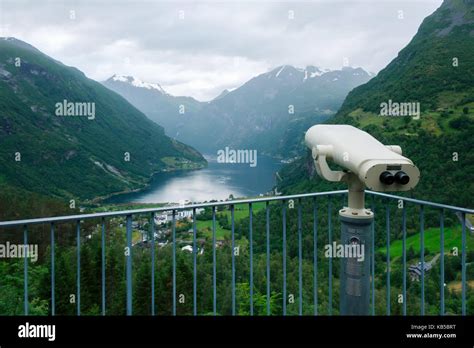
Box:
[305,125,420,315]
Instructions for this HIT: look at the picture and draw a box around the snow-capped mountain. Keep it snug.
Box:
[272,65,328,80]
[103,75,202,136]
[109,74,168,93]
[103,65,372,157]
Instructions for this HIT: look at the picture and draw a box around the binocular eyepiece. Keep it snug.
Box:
[379,171,410,185]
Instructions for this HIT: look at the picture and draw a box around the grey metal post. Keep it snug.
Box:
[339,213,372,315]
[339,178,373,315]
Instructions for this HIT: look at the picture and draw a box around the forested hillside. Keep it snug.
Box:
[0,38,206,207]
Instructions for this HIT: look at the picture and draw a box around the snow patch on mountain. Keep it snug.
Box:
[111,74,167,93]
[275,65,286,78]
[310,71,323,78]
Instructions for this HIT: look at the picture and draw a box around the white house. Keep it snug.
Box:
[181,245,193,253]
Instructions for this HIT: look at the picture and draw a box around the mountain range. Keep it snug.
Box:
[0,0,471,212]
[103,65,372,158]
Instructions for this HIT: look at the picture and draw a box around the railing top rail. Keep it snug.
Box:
[365,191,474,214]
[0,189,472,228]
[0,190,347,228]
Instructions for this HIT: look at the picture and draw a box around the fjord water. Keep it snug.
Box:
[105,154,282,204]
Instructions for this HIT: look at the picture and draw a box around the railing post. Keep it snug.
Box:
[371,196,375,316]
[193,207,197,316]
[101,218,106,316]
[440,210,444,316]
[282,200,287,316]
[328,196,332,315]
[212,206,217,316]
[298,198,303,316]
[126,215,132,316]
[420,205,424,316]
[76,220,81,316]
[461,212,466,316]
[386,204,390,316]
[51,222,55,316]
[249,203,254,316]
[266,202,270,316]
[23,225,28,316]
[172,210,176,316]
[402,204,407,316]
[231,204,235,316]
[313,197,318,316]
[151,212,155,316]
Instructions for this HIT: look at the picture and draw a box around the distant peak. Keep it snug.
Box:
[111,74,133,82]
[274,65,288,77]
[269,65,334,81]
[108,74,167,93]
[0,37,42,52]
[213,88,231,101]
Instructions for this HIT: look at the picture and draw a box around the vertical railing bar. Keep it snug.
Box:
[76,220,81,316]
[172,210,176,316]
[440,209,444,316]
[212,206,217,316]
[193,207,197,316]
[126,215,132,316]
[402,204,407,316]
[282,200,287,316]
[23,225,28,316]
[328,196,332,315]
[313,197,318,316]
[266,202,270,316]
[151,212,155,316]
[420,205,424,316]
[51,222,55,316]
[231,204,235,316]
[249,203,254,316]
[298,198,303,316]
[371,196,375,316]
[461,212,466,316]
[386,203,390,316]
[101,217,106,316]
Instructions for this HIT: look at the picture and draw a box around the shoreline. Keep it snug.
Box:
[89,152,284,206]
[89,162,207,205]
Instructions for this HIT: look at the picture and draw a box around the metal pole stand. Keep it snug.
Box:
[339,175,373,315]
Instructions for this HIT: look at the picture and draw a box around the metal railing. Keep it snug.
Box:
[0,190,472,316]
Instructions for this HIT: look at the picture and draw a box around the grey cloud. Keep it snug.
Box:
[0,0,442,100]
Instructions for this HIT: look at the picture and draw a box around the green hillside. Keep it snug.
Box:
[279,0,474,209]
[0,38,206,204]
[338,1,474,115]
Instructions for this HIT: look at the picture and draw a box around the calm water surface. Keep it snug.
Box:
[105,154,282,204]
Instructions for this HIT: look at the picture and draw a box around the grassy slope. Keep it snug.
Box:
[196,202,267,240]
[378,225,474,260]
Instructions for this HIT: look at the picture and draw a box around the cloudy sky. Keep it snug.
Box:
[0,0,442,101]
